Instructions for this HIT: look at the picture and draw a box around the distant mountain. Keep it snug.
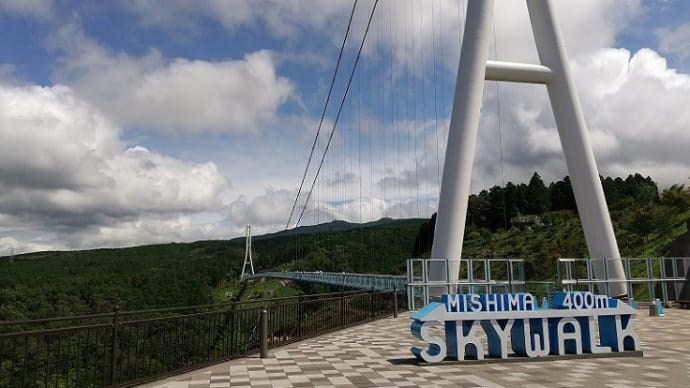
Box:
[236,217,406,241]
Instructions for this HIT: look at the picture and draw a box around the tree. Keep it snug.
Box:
[549,176,576,211]
[413,213,436,257]
[504,181,528,219]
[526,172,551,214]
[467,191,490,228]
[660,184,690,210]
[487,185,508,230]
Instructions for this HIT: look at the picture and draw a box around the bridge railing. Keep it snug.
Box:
[406,258,527,310]
[558,257,689,304]
[0,289,404,387]
[251,271,407,292]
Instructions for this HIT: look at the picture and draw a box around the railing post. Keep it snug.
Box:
[340,292,346,327]
[660,257,669,304]
[259,307,268,358]
[229,297,237,354]
[110,305,119,387]
[369,288,375,318]
[297,296,303,340]
[393,286,398,318]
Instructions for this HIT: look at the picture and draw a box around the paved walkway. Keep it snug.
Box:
[140,308,690,387]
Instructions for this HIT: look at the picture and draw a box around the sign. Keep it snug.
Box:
[410,291,639,362]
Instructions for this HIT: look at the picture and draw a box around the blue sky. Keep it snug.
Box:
[1,0,689,254]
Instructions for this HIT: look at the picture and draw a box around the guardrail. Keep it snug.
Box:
[558,257,689,303]
[251,271,407,292]
[0,289,404,387]
[406,258,526,310]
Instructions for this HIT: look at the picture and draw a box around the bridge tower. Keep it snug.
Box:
[430,0,627,297]
[240,225,255,281]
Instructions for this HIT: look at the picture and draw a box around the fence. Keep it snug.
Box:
[406,258,526,310]
[0,289,404,387]
[406,257,690,311]
[558,257,689,303]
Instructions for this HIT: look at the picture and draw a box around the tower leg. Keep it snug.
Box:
[429,0,494,296]
[527,0,626,296]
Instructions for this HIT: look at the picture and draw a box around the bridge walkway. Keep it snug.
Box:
[249,271,407,292]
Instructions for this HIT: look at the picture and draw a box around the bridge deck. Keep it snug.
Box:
[140,308,690,387]
[250,271,407,292]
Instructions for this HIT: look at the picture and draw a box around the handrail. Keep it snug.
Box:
[558,257,689,303]
[250,271,407,292]
[0,289,406,387]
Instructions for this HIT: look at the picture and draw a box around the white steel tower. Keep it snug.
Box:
[240,225,255,281]
[429,0,627,297]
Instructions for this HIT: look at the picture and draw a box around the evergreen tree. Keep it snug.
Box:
[549,176,577,211]
[487,185,508,230]
[504,181,528,219]
[412,213,436,257]
[526,172,551,214]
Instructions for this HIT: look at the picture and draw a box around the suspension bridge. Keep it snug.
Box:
[241,0,690,302]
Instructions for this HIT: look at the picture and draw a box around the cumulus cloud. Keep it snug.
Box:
[51,25,293,135]
[229,188,294,229]
[122,1,640,76]
[656,22,690,60]
[65,214,228,249]
[0,236,55,255]
[0,0,52,19]
[584,49,690,168]
[0,82,230,253]
[478,47,690,191]
[123,0,352,39]
[357,0,641,79]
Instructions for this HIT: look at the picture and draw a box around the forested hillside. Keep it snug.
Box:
[414,173,690,279]
[1,173,688,320]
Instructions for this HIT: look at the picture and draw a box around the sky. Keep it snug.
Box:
[1,0,689,255]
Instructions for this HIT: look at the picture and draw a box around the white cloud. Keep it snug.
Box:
[229,188,294,229]
[359,0,641,79]
[124,0,352,39]
[0,82,231,252]
[0,0,52,19]
[482,47,690,190]
[656,22,690,60]
[0,236,54,256]
[51,25,294,135]
[66,214,228,250]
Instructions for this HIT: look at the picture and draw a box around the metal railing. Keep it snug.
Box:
[251,271,407,292]
[0,289,405,387]
[406,258,526,310]
[558,257,689,304]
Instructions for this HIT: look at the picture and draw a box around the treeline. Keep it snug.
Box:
[251,218,424,275]
[466,172,661,231]
[0,242,244,320]
[414,173,690,263]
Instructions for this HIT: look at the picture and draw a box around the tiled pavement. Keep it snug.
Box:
[140,308,690,387]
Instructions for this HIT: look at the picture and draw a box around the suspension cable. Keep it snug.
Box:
[492,12,507,229]
[294,0,380,227]
[285,0,359,230]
